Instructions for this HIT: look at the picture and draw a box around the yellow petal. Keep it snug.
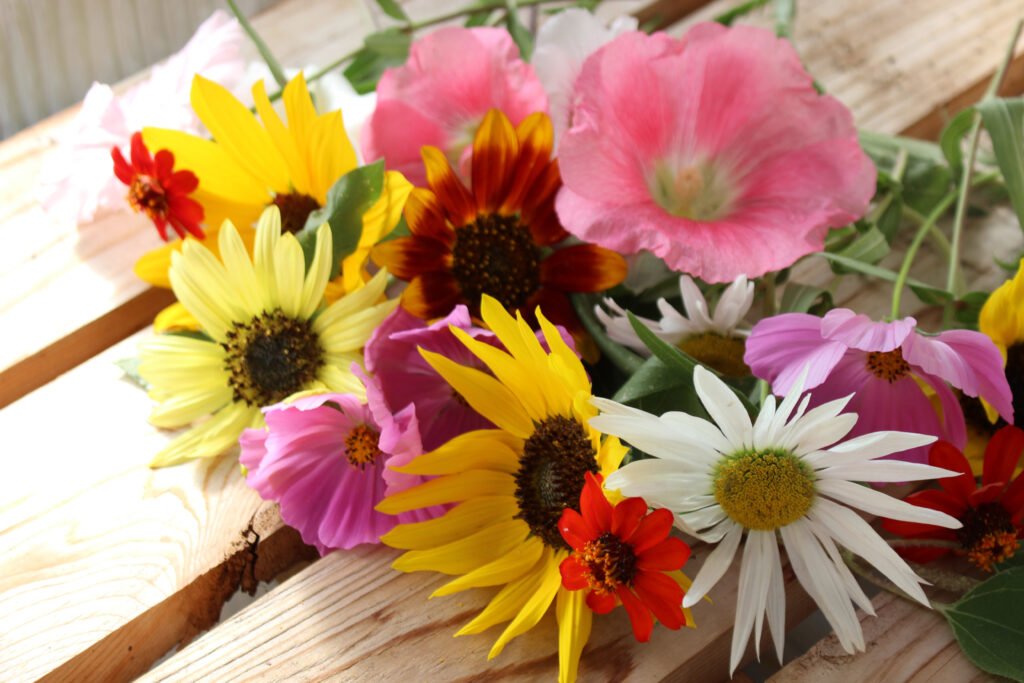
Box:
[391,518,529,575]
[392,429,522,475]
[381,496,518,550]
[253,79,309,194]
[153,302,199,333]
[450,328,550,422]
[488,550,562,658]
[376,469,516,514]
[273,233,307,318]
[432,536,544,597]
[299,223,333,319]
[339,170,414,293]
[308,110,358,201]
[149,401,256,467]
[556,587,593,683]
[456,549,552,636]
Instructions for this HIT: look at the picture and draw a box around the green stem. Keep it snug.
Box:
[907,560,983,595]
[227,0,287,89]
[891,190,957,319]
[762,272,778,317]
[843,550,920,605]
[714,0,771,25]
[774,0,796,38]
[886,538,961,550]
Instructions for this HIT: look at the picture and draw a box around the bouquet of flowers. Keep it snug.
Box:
[42,2,1024,680]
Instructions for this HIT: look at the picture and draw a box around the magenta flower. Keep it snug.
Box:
[239,392,437,554]
[360,26,548,186]
[554,23,876,283]
[744,309,1014,464]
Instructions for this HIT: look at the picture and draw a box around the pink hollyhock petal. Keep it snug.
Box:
[361,26,548,187]
[743,313,847,395]
[820,309,916,352]
[556,24,875,283]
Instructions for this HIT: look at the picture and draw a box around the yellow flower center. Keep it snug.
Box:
[679,333,749,378]
[271,191,322,235]
[579,532,637,594]
[713,449,816,530]
[128,175,168,221]
[451,213,541,313]
[344,423,382,470]
[865,348,911,383]
[957,502,1019,572]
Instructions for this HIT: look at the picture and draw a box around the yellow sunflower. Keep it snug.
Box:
[137,72,411,291]
[138,205,397,467]
[376,295,628,682]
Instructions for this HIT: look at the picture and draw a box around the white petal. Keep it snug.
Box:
[590,405,723,466]
[655,298,701,337]
[694,366,752,449]
[783,398,858,456]
[817,461,959,483]
[682,522,742,607]
[679,503,727,532]
[812,518,875,616]
[730,530,772,675]
[819,430,937,463]
[764,534,787,663]
[678,275,715,330]
[713,274,754,333]
[817,478,962,528]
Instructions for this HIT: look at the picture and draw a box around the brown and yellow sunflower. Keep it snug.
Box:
[371,108,626,354]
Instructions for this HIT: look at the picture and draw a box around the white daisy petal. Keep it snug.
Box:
[679,503,728,532]
[817,478,961,528]
[819,430,937,462]
[763,534,787,663]
[590,409,722,465]
[683,522,742,607]
[817,461,959,483]
[730,529,773,675]
[812,517,875,616]
[694,366,752,449]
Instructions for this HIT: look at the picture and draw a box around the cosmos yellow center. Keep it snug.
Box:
[679,333,749,378]
[451,213,541,312]
[865,348,911,383]
[579,532,637,594]
[344,424,382,470]
[271,191,322,235]
[713,449,816,530]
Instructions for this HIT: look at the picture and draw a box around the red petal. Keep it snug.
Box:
[633,571,684,630]
[500,112,556,213]
[167,195,203,224]
[611,496,647,540]
[165,169,199,194]
[559,556,591,591]
[637,536,691,572]
[617,586,653,642]
[405,188,454,246]
[558,508,597,550]
[400,271,463,319]
[151,215,169,241]
[929,441,975,501]
[372,236,452,280]
[580,471,612,533]
[154,149,174,181]
[422,146,476,226]
[983,425,1024,487]
[968,482,1006,507]
[471,109,518,213]
[585,589,617,615]
[1001,471,1024,516]
[524,197,569,246]
[129,132,153,175]
[629,508,674,554]
[111,147,134,185]
[541,244,627,293]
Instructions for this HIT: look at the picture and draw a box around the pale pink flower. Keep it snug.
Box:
[360,26,548,186]
[744,309,1014,465]
[37,11,245,225]
[555,23,876,283]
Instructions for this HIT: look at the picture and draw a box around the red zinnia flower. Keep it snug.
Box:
[882,425,1024,571]
[112,132,204,241]
[558,472,692,642]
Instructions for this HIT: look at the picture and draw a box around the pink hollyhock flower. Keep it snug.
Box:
[360,26,548,187]
[555,23,876,283]
[37,11,245,225]
[239,392,438,554]
[744,309,1014,465]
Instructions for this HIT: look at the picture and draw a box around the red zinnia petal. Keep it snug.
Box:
[633,571,684,630]
[968,482,1007,507]
[151,215,170,241]
[1001,471,1024,516]
[540,244,628,293]
[636,535,691,572]
[585,589,617,615]
[558,508,597,551]
[580,472,612,532]
[983,425,1024,488]
[129,132,153,175]
[617,586,654,642]
[372,236,452,280]
[165,169,199,195]
[629,507,675,554]
[610,496,647,540]
[929,441,975,501]
[154,148,175,181]
[559,555,592,591]
[111,147,134,185]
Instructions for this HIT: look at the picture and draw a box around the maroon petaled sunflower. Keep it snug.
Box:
[371,108,626,357]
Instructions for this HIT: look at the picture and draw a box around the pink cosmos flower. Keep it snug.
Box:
[744,309,1014,465]
[360,26,548,187]
[239,392,438,554]
[555,23,876,283]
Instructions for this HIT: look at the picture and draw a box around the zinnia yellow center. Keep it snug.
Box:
[713,449,816,530]
[679,333,749,378]
[865,348,911,383]
[345,424,382,470]
[579,532,637,593]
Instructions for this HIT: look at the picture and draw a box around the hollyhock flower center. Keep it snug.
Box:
[514,415,599,549]
[713,449,816,530]
[579,532,638,593]
[222,309,324,405]
[865,348,912,383]
[271,191,322,235]
[344,423,383,470]
[451,213,541,311]
[679,333,749,378]
[128,174,169,220]
[649,161,733,221]
[956,502,1019,571]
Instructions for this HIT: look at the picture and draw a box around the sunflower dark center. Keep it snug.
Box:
[450,213,541,312]
[514,415,599,549]
[1005,343,1024,427]
[581,532,638,592]
[865,348,911,383]
[956,502,1019,571]
[271,192,322,235]
[129,176,168,218]
[345,424,382,470]
[222,309,324,406]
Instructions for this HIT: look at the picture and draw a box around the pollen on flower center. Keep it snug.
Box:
[514,415,599,549]
[345,423,383,470]
[129,176,168,220]
[679,333,749,378]
[957,502,1019,571]
[450,213,541,312]
[271,191,322,235]
[223,309,324,406]
[865,348,911,383]
[713,449,816,530]
[580,532,638,593]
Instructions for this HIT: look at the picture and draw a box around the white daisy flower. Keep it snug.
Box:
[595,274,754,376]
[591,365,962,676]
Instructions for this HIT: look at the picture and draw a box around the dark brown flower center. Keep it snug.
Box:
[345,424,382,470]
[580,532,638,593]
[1005,343,1024,427]
[866,348,911,383]
[271,191,322,235]
[514,415,599,549]
[129,176,168,218]
[450,213,541,313]
[957,502,1019,572]
[223,309,324,406]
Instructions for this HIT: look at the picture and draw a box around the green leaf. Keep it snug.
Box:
[612,356,710,420]
[343,43,408,94]
[114,357,150,390]
[939,566,1024,680]
[818,252,952,303]
[297,161,385,278]
[363,28,412,59]
[832,225,890,267]
[780,284,831,314]
[939,107,977,176]
[995,551,1024,573]
[503,3,534,60]
[876,196,904,243]
[465,9,493,26]
[374,0,409,22]
[978,97,1024,233]
[952,290,991,329]
[569,293,644,374]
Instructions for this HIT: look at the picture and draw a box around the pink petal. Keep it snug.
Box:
[744,313,847,394]
[820,309,915,352]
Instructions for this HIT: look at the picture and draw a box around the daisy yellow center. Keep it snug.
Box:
[128,175,167,220]
[865,348,911,383]
[451,213,541,312]
[580,532,637,593]
[1005,343,1024,426]
[514,415,599,549]
[957,502,1019,572]
[650,162,732,221]
[271,191,322,235]
[679,333,749,378]
[222,309,324,406]
[345,424,382,470]
[713,449,816,531]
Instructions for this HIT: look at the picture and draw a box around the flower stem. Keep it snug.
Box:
[886,538,961,550]
[842,549,921,605]
[714,0,771,26]
[227,0,288,89]
[907,560,982,595]
[890,190,957,319]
